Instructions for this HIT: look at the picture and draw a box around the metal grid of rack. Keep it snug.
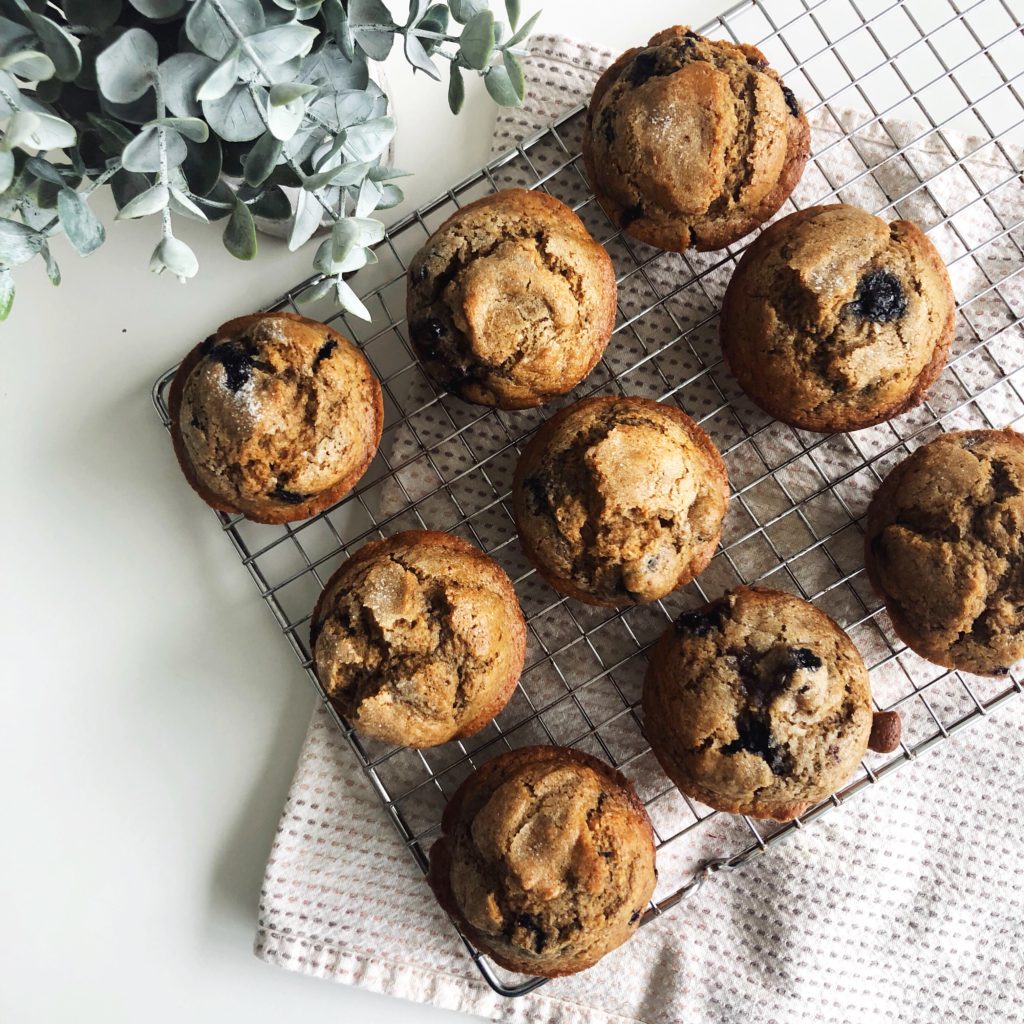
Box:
[154,0,1024,998]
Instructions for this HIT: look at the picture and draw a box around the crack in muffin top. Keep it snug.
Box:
[583,25,810,251]
[643,586,873,820]
[720,204,955,432]
[175,312,381,521]
[864,429,1024,676]
[311,531,526,748]
[513,396,728,606]
[406,189,616,410]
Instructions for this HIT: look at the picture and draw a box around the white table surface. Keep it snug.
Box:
[0,2,725,1021]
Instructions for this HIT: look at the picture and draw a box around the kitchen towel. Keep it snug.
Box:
[254,34,1024,1024]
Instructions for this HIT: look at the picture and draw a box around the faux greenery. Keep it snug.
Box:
[0,0,540,321]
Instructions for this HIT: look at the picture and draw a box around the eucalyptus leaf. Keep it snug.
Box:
[24,156,63,184]
[267,95,306,140]
[505,0,521,28]
[376,182,402,208]
[3,111,41,150]
[247,24,319,65]
[56,187,105,255]
[0,150,13,193]
[504,8,539,48]
[450,0,489,25]
[159,53,217,118]
[343,115,395,161]
[110,168,152,211]
[300,275,334,303]
[447,61,464,114]
[249,185,291,220]
[404,33,439,80]
[185,0,265,61]
[21,112,77,150]
[115,182,170,218]
[61,0,122,31]
[197,47,241,102]
[168,185,209,221]
[150,234,198,279]
[335,277,370,320]
[122,124,187,171]
[322,0,354,60]
[128,0,185,15]
[202,84,266,142]
[367,165,411,181]
[192,177,235,220]
[330,216,359,260]
[181,134,222,195]
[0,49,55,80]
[95,28,158,103]
[148,117,210,143]
[288,186,323,250]
[0,217,43,266]
[348,0,394,60]
[222,197,257,259]
[484,63,519,105]
[502,49,525,101]
[26,13,81,82]
[40,240,59,284]
[244,129,283,186]
[460,10,495,70]
[0,269,13,320]
[269,82,318,105]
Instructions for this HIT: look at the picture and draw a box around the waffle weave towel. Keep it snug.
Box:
[253,35,1024,1024]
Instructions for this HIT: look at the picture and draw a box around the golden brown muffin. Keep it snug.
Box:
[406,188,617,409]
[310,531,526,748]
[720,205,955,432]
[512,396,728,606]
[643,587,897,821]
[582,26,810,252]
[427,745,657,977]
[864,429,1024,676]
[169,312,382,524]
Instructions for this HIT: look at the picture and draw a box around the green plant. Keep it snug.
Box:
[0,0,539,321]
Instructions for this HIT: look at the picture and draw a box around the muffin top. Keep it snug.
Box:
[583,26,810,252]
[513,396,728,606]
[864,429,1024,676]
[643,587,875,820]
[427,745,657,977]
[311,531,526,748]
[170,312,382,524]
[721,205,955,432]
[407,188,617,410]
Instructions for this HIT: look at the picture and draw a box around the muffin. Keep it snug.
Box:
[864,428,1024,676]
[643,587,899,821]
[582,25,810,252]
[406,188,617,409]
[720,204,955,432]
[310,531,526,748]
[512,396,728,606]
[427,745,657,977]
[169,312,382,524]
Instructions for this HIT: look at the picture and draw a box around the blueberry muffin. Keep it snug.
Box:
[512,396,728,606]
[720,205,955,432]
[864,429,1024,676]
[427,745,657,977]
[169,312,382,524]
[310,531,526,748]
[406,189,617,409]
[582,26,810,252]
[643,587,899,821]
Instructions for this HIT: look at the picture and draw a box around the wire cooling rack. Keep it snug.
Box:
[154,0,1024,998]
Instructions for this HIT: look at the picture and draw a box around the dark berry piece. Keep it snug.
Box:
[602,118,616,147]
[199,334,215,355]
[309,615,323,649]
[990,458,1020,500]
[271,483,313,505]
[629,908,644,924]
[786,647,823,671]
[851,270,907,323]
[993,666,1010,676]
[628,50,662,86]
[521,474,551,516]
[781,85,800,118]
[312,338,337,372]
[721,710,792,775]
[683,28,700,39]
[675,606,721,637]
[411,317,447,357]
[514,913,549,954]
[748,56,769,71]
[620,203,644,227]
[210,341,256,392]
[416,263,428,282]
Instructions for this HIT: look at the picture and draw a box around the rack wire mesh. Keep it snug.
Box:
[153,0,1024,998]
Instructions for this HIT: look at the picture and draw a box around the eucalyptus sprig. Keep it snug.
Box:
[0,0,538,322]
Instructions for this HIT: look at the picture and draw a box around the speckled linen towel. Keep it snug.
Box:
[254,35,1024,1024]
